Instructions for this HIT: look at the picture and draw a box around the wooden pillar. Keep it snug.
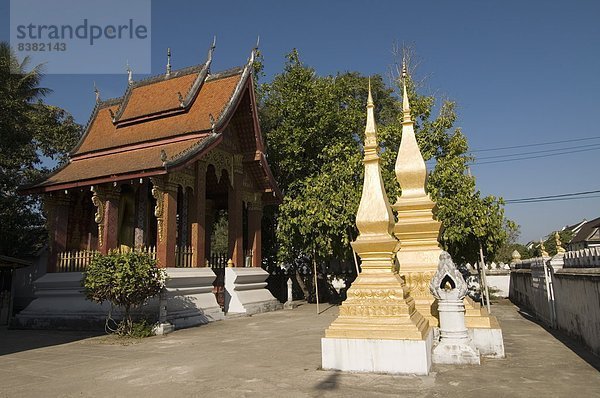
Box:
[91,186,119,255]
[134,182,147,247]
[228,158,244,267]
[191,161,207,267]
[102,193,120,254]
[44,193,70,273]
[248,201,263,268]
[152,178,178,268]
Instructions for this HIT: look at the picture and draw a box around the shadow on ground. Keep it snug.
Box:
[0,326,101,356]
[314,371,340,391]
[515,306,600,372]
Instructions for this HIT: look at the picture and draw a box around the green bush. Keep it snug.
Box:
[83,251,166,336]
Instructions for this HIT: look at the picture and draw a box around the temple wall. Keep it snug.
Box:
[510,266,600,356]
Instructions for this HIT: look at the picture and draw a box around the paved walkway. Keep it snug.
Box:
[1,300,599,397]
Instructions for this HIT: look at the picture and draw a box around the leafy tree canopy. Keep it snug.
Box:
[0,42,81,257]
[260,49,513,268]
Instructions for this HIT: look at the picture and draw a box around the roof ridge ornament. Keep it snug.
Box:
[126,61,133,86]
[166,47,172,78]
[207,36,216,68]
[93,81,100,103]
[209,113,215,130]
[248,36,260,65]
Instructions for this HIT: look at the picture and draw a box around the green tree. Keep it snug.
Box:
[259,48,512,275]
[0,42,81,257]
[83,251,166,335]
[260,50,396,266]
[493,223,533,263]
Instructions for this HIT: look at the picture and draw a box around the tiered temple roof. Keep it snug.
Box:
[26,47,280,203]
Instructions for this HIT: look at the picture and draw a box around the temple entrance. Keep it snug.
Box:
[206,165,230,307]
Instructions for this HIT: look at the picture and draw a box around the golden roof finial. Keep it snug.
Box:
[540,239,549,257]
[555,231,566,253]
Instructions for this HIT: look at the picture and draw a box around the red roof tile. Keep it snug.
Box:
[74,72,242,155]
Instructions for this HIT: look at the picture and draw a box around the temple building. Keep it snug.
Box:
[23,43,280,272]
[16,43,283,329]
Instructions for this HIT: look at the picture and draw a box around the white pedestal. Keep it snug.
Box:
[14,272,110,329]
[164,268,224,328]
[224,267,282,314]
[432,339,480,365]
[321,329,433,375]
[469,327,505,358]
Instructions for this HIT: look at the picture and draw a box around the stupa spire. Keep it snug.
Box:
[323,81,431,372]
[394,61,427,198]
[355,78,395,238]
[401,62,411,122]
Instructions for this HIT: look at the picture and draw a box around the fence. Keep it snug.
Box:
[509,255,600,356]
[56,246,256,271]
[564,247,600,268]
[56,246,157,272]
[175,245,193,268]
[56,250,99,272]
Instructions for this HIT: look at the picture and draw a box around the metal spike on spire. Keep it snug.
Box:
[401,61,411,122]
[93,81,100,103]
[166,47,172,77]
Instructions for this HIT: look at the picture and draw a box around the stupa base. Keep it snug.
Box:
[321,330,433,375]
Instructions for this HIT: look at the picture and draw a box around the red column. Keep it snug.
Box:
[191,161,207,267]
[101,194,119,254]
[156,182,177,268]
[228,172,244,267]
[248,202,263,268]
[44,194,70,273]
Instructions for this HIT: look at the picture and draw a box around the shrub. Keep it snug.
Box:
[83,251,166,336]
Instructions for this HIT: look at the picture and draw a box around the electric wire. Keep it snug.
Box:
[471,135,600,153]
[505,194,600,204]
[505,189,600,204]
[473,142,600,161]
[471,146,600,165]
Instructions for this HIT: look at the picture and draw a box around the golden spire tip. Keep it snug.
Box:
[367,77,373,106]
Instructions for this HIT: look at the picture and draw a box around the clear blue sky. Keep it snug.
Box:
[1,0,599,243]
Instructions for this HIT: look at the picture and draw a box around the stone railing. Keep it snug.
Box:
[509,253,600,357]
[564,247,600,268]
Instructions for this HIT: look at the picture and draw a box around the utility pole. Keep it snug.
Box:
[313,247,320,315]
[479,243,491,314]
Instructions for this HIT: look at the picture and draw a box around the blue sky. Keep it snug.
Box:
[1,0,599,243]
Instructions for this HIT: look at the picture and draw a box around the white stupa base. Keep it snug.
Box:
[432,339,480,365]
[225,267,282,314]
[469,327,505,358]
[321,330,433,375]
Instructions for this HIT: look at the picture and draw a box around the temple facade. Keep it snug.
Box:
[24,44,280,273]
[16,44,283,329]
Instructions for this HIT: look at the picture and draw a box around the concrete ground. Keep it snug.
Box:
[1,299,599,398]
